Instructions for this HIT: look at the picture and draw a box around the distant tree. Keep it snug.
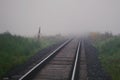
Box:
[88,32,113,43]
[3,31,12,36]
[104,32,113,38]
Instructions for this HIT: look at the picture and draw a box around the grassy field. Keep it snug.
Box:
[0,32,61,78]
[95,36,120,80]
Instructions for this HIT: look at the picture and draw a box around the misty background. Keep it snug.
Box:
[0,0,120,36]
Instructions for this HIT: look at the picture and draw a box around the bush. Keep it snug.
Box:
[0,33,58,78]
[95,36,120,80]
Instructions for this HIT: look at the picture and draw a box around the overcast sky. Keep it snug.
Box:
[0,0,120,36]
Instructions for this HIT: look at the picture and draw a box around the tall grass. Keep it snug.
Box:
[95,36,120,80]
[0,32,58,78]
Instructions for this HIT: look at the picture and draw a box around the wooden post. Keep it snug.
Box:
[38,26,41,40]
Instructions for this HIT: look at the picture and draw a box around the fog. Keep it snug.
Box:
[0,0,120,36]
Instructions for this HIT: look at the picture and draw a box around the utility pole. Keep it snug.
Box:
[38,26,41,40]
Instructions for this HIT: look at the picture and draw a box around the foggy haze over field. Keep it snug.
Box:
[0,0,120,36]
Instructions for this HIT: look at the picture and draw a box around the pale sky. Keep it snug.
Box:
[0,0,120,36]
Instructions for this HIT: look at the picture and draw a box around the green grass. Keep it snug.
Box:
[95,36,120,80]
[0,32,60,78]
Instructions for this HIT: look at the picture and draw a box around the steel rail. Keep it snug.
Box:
[71,41,81,80]
[18,39,71,80]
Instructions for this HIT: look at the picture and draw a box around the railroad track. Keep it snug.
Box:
[2,39,88,80]
[17,39,88,80]
[3,38,111,80]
